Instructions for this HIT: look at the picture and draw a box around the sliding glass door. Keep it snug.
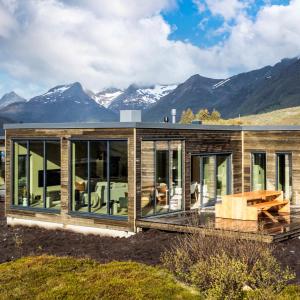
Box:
[191,154,231,208]
[276,153,292,200]
[251,153,266,191]
[141,140,183,216]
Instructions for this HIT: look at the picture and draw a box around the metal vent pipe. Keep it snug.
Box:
[171,109,176,124]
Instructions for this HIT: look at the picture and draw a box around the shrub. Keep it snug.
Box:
[161,232,295,299]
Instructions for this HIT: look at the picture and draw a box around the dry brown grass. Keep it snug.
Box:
[203,106,300,126]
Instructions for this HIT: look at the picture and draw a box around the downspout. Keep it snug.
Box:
[241,130,244,193]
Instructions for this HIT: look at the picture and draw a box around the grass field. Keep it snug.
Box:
[204,106,300,126]
[0,256,199,300]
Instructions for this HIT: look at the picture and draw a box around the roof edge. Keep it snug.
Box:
[4,122,300,131]
[3,122,242,131]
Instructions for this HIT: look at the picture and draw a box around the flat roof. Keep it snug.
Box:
[4,122,300,131]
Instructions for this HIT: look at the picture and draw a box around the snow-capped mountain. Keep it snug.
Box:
[90,88,123,108]
[0,91,26,109]
[0,82,117,123]
[108,84,177,112]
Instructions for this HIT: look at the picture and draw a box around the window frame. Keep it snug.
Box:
[190,152,233,208]
[250,151,267,191]
[141,139,184,217]
[68,138,129,220]
[11,138,61,213]
[275,151,292,200]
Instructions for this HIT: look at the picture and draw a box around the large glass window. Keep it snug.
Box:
[251,153,266,191]
[71,140,128,217]
[141,140,183,216]
[13,140,61,210]
[276,153,292,200]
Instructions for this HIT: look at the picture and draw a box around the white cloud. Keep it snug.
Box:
[217,0,300,72]
[194,0,252,21]
[0,0,299,97]
[0,2,17,37]
[205,0,247,21]
[193,0,207,13]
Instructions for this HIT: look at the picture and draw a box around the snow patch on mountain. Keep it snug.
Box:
[43,85,71,97]
[108,84,177,112]
[91,88,124,108]
[131,84,178,104]
[212,78,230,89]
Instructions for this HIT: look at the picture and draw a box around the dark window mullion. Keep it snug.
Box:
[87,141,91,213]
[43,141,47,208]
[228,155,232,194]
[154,141,156,214]
[168,142,170,213]
[26,141,30,207]
[214,155,217,201]
[107,141,110,215]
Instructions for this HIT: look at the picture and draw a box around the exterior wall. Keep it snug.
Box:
[8,126,300,233]
[0,139,5,200]
[5,128,135,233]
[136,128,242,218]
[243,131,300,205]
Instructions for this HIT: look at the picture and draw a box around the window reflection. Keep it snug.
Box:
[71,140,128,217]
[141,140,183,216]
[252,153,266,191]
[13,140,61,210]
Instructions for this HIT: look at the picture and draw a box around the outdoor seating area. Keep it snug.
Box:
[137,190,296,243]
[215,190,290,222]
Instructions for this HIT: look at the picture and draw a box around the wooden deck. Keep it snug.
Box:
[136,208,300,243]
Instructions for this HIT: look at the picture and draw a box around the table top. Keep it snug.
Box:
[225,190,281,201]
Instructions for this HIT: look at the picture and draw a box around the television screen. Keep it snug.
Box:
[38,169,61,187]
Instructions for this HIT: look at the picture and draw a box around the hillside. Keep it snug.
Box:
[233,106,300,125]
[203,106,300,126]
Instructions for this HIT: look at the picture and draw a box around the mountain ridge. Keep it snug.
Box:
[1,56,300,123]
[144,56,300,122]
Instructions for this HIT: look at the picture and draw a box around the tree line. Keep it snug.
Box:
[180,108,221,124]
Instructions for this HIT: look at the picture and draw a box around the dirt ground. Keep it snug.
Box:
[1,201,300,282]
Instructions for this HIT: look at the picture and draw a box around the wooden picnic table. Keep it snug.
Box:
[215,190,290,222]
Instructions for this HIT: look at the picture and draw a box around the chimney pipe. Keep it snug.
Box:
[171,109,176,124]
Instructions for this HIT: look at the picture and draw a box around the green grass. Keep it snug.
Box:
[0,256,199,300]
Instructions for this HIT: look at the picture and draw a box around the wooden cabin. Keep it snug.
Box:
[3,122,300,236]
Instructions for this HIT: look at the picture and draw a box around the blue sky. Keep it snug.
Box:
[0,0,298,98]
[163,0,291,47]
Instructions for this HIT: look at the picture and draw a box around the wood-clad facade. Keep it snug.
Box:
[4,123,300,234]
[243,130,300,205]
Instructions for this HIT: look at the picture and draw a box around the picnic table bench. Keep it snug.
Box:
[215,190,290,222]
